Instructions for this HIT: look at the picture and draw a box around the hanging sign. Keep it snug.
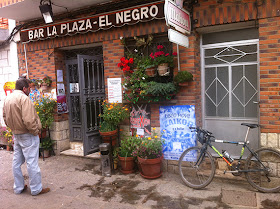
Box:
[164,0,191,34]
[20,1,165,43]
[57,95,68,114]
[160,105,196,160]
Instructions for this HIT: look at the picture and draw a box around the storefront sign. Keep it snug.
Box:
[164,0,191,34]
[160,105,196,160]
[130,104,151,137]
[20,1,165,43]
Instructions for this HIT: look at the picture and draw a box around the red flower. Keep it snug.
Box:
[120,57,126,63]
[157,45,163,50]
[129,58,134,64]
[165,53,170,56]
[172,52,177,56]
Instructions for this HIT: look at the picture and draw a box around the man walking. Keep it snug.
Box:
[3,78,50,195]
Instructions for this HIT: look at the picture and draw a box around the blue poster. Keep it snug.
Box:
[160,105,196,160]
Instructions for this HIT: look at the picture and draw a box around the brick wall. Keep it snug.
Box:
[0,0,24,8]
[17,19,202,126]
[0,17,8,29]
[193,0,280,28]
[259,16,280,135]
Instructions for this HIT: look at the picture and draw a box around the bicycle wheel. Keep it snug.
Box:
[178,146,215,189]
[245,148,280,193]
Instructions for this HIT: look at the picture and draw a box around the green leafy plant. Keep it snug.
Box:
[99,101,130,132]
[150,45,177,67]
[42,76,52,86]
[119,135,142,157]
[132,128,165,159]
[173,71,193,84]
[30,79,42,87]
[137,55,155,69]
[34,97,56,129]
[143,81,178,102]
[40,137,54,150]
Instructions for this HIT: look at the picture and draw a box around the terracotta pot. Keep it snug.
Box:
[7,146,13,151]
[157,63,169,76]
[145,67,156,77]
[39,129,47,139]
[137,155,163,179]
[99,129,118,146]
[118,155,135,174]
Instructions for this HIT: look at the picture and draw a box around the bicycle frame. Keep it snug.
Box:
[202,138,268,173]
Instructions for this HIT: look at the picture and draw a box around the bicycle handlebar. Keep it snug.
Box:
[189,127,212,136]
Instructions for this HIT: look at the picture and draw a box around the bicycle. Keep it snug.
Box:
[178,123,280,193]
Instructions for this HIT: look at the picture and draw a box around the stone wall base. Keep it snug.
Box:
[49,120,70,155]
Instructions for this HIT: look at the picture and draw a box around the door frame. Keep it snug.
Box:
[200,38,260,154]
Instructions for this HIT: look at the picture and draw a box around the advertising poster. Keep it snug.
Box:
[160,105,196,160]
[57,95,68,114]
[130,104,151,137]
[3,81,15,96]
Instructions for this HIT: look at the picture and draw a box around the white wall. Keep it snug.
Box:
[0,19,19,126]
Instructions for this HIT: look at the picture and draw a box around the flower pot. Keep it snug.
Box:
[99,129,118,146]
[137,155,163,179]
[145,67,156,77]
[7,146,13,151]
[118,155,135,174]
[157,63,169,76]
[39,129,47,139]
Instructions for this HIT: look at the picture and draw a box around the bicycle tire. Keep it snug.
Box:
[245,147,280,193]
[179,146,215,189]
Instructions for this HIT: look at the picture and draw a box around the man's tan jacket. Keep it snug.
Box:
[3,90,42,136]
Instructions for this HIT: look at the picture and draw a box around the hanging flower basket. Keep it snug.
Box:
[157,63,169,76]
[145,67,156,77]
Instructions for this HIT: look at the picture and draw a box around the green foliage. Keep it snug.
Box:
[30,79,42,87]
[119,135,142,157]
[137,55,155,69]
[132,128,165,159]
[34,97,56,129]
[99,101,130,132]
[173,71,193,83]
[142,82,178,102]
[40,137,54,150]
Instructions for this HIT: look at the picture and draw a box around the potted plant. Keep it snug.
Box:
[143,81,178,102]
[118,135,142,174]
[133,128,165,179]
[99,101,130,146]
[173,71,193,86]
[3,127,13,151]
[138,56,156,77]
[150,45,177,76]
[40,137,54,158]
[41,76,52,90]
[34,96,57,136]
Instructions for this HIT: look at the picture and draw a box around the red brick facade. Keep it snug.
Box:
[0,17,8,29]
[15,0,280,137]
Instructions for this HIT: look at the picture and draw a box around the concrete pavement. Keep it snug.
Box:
[0,149,279,209]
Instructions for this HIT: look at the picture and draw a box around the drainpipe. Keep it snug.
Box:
[177,44,180,72]
[23,43,29,79]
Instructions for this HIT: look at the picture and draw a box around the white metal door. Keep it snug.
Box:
[202,40,259,157]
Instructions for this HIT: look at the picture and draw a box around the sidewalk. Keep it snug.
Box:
[0,150,279,209]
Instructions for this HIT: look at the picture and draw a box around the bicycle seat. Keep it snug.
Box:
[241,123,259,129]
